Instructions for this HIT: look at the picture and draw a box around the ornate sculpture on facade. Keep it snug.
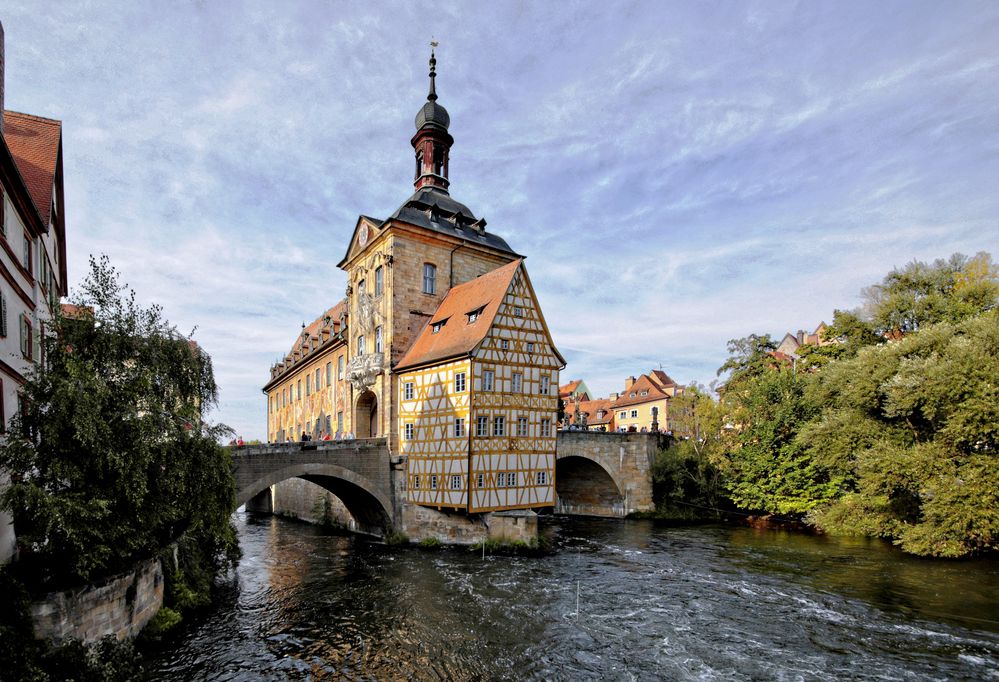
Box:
[346,352,383,392]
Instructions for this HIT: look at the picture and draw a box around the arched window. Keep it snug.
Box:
[422,263,436,294]
[357,334,365,355]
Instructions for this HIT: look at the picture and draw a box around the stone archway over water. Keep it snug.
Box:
[231,442,394,537]
[555,455,626,517]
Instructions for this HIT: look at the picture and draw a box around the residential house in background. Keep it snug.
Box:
[559,378,591,403]
[0,20,68,563]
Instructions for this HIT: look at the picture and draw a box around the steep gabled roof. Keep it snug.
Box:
[649,370,676,391]
[3,111,61,229]
[560,379,582,397]
[395,259,522,371]
[610,374,670,409]
[572,397,615,425]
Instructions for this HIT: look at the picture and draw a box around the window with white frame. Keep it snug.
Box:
[513,306,523,317]
[412,475,420,489]
[423,263,437,294]
[432,319,446,334]
[451,475,462,490]
[500,339,509,350]
[536,471,548,486]
[527,342,534,353]
[539,376,549,395]
[405,423,414,440]
[430,475,438,490]
[338,356,344,379]
[476,416,488,437]
[454,372,466,392]
[326,362,332,385]
[454,418,465,437]
[517,416,528,437]
[476,473,484,488]
[357,334,365,355]
[375,326,382,353]
[512,373,522,393]
[493,416,505,436]
[506,472,517,487]
[619,411,627,419]
[374,265,383,296]
[404,382,414,400]
[306,375,311,396]
[541,419,551,437]
[631,410,638,418]
[337,411,344,431]
[483,369,494,392]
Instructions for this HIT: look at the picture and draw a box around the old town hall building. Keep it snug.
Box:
[264,51,564,514]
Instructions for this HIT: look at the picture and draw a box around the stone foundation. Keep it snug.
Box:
[30,558,163,643]
[486,510,538,542]
[401,504,488,544]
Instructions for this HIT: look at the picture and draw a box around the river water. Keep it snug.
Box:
[148,513,999,681]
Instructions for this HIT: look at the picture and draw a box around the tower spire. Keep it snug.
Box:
[412,40,453,192]
[428,40,438,102]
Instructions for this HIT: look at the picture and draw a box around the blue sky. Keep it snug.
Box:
[3,2,997,439]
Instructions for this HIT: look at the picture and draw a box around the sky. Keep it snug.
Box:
[2,1,998,440]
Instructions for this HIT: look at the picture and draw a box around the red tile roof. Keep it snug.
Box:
[559,379,582,397]
[3,111,61,227]
[395,259,522,371]
[610,374,670,408]
[649,370,677,391]
[287,299,346,358]
[572,397,615,426]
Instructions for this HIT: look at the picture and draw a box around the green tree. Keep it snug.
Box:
[803,310,999,557]
[862,251,998,336]
[0,256,238,588]
[720,366,844,516]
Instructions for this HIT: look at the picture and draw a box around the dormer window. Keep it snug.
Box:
[630,392,636,398]
[466,306,485,324]
[431,318,448,334]
[641,390,649,396]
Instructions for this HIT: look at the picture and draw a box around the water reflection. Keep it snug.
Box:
[149,514,999,681]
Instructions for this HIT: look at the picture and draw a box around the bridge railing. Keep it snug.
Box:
[226,438,388,459]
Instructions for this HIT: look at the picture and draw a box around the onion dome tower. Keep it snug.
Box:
[412,45,454,192]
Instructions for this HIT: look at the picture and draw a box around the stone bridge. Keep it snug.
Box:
[230,439,397,536]
[554,431,660,517]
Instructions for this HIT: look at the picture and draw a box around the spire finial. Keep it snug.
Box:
[428,40,439,102]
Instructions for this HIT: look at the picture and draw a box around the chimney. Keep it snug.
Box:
[796,330,805,345]
[0,20,5,137]
[625,376,636,390]
[610,392,619,400]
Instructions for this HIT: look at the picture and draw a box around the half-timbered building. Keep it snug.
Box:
[264,48,564,516]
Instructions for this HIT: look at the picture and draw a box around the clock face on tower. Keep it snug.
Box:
[358,224,369,247]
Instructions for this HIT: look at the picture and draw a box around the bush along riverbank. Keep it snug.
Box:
[653,252,999,558]
[0,258,240,676]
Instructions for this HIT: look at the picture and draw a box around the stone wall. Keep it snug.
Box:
[30,558,163,643]
[401,503,488,544]
[271,478,356,530]
[486,510,538,543]
[555,431,659,516]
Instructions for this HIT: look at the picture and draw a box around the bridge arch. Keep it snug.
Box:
[236,462,393,536]
[555,455,626,517]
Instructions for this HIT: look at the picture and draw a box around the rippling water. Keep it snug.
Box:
[148,513,999,680]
